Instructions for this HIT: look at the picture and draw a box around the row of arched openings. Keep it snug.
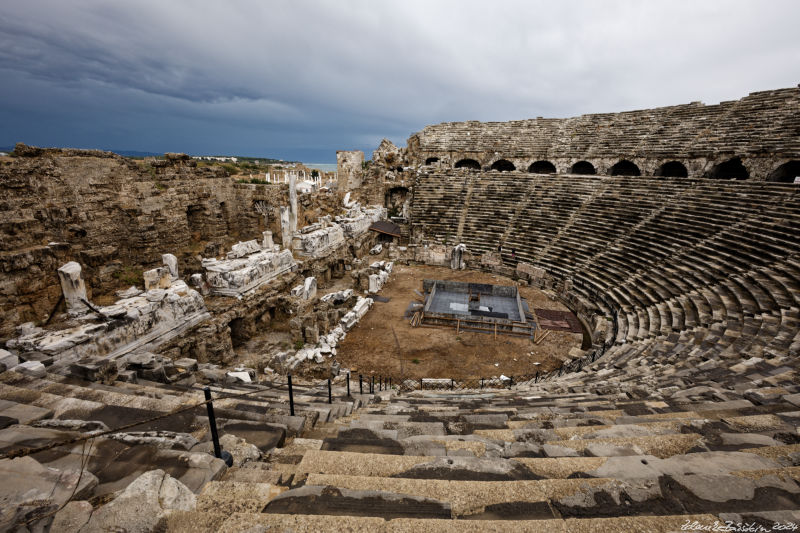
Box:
[437,157,800,182]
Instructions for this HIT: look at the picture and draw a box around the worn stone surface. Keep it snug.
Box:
[406,86,800,179]
[50,500,94,533]
[84,469,196,532]
[0,456,98,530]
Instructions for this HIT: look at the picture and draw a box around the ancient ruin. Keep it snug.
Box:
[0,85,799,531]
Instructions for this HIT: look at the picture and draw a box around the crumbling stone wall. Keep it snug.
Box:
[0,146,289,340]
[336,150,364,192]
[405,86,800,180]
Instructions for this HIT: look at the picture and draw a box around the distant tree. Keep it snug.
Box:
[254,201,271,227]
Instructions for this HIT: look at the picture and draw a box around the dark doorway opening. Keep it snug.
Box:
[571,161,596,175]
[528,160,556,174]
[454,159,481,170]
[767,161,800,183]
[610,160,641,176]
[490,159,516,172]
[706,157,749,180]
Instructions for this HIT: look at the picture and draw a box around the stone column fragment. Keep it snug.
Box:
[280,207,291,249]
[289,173,298,234]
[162,254,178,280]
[57,261,88,313]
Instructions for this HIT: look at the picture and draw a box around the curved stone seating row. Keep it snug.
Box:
[411,173,799,391]
[158,380,800,530]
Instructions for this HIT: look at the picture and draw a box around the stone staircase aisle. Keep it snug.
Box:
[165,383,800,532]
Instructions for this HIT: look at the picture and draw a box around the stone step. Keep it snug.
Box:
[292,449,788,481]
[301,471,800,518]
[195,480,286,514]
[222,464,284,484]
[169,509,726,533]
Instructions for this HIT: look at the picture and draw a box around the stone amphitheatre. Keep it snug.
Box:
[0,85,799,531]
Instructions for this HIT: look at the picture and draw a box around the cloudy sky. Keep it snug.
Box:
[1,1,798,162]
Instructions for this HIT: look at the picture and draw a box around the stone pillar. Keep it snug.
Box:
[280,206,291,249]
[162,253,178,280]
[262,230,274,249]
[303,276,317,300]
[289,173,298,235]
[57,261,88,313]
[451,244,466,270]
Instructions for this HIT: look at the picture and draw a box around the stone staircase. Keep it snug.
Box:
[162,381,800,531]
[0,367,371,530]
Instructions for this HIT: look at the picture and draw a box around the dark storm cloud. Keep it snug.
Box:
[1,0,799,160]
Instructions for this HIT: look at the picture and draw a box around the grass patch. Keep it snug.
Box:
[112,265,142,287]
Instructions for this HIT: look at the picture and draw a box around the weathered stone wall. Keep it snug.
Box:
[336,150,364,192]
[0,146,288,340]
[406,85,800,180]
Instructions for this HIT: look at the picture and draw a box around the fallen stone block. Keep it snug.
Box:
[0,456,98,531]
[84,469,195,532]
[12,360,46,378]
[143,267,172,290]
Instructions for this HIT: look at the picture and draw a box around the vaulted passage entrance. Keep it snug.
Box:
[706,157,749,180]
[490,159,516,172]
[528,160,556,174]
[610,160,641,176]
[767,161,800,183]
[571,161,596,175]
[656,161,688,178]
[454,159,480,170]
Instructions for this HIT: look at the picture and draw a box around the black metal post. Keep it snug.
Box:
[371,376,375,394]
[359,374,363,395]
[328,379,332,404]
[509,375,513,389]
[347,372,351,396]
[379,376,382,392]
[288,374,295,416]
[535,371,539,383]
[481,377,484,389]
[203,387,222,460]
[450,379,454,390]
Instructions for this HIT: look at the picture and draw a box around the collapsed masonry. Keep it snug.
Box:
[7,258,210,381]
[198,241,297,298]
[3,191,392,386]
[273,260,394,372]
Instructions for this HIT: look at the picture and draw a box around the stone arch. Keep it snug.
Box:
[705,157,749,180]
[610,160,641,176]
[490,159,516,172]
[767,160,800,183]
[655,161,688,178]
[571,161,596,175]
[424,157,439,165]
[454,158,481,170]
[528,160,557,174]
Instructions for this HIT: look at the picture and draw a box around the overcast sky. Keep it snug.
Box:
[1,1,798,162]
